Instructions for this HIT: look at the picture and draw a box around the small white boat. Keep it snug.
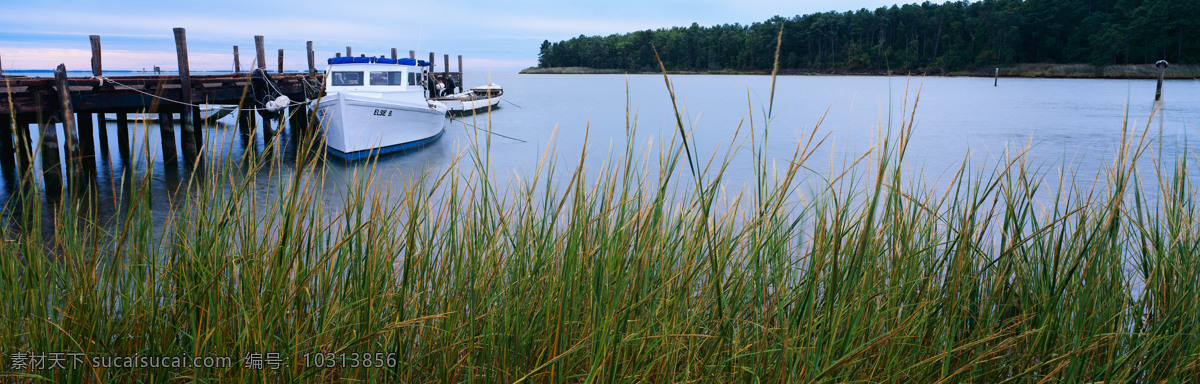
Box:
[314,57,447,161]
[431,83,503,114]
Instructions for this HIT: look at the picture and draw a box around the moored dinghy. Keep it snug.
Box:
[431,83,503,114]
[315,56,448,161]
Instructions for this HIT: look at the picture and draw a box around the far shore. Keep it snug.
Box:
[521,63,1200,80]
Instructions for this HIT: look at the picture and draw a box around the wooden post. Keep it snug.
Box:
[174,27,200,165]
[76,112,95,160]
[233,46,241,73]
[1155,60,1169,102]
[50,64,79,190]
[994,68,998,87]
[296,105,309,131]
[53,65,80,174]
[428,52,436,97]
[307,41,315,76]
[89,35,102,77]
[255,35,266,71]
[159,111,176,164]
[261,114,274,148]
[409,50,415,60]
[95,112,108,154]
[457,55,464,92]
[88,36,107,157]
[391,48,397,60]
[278,49,284,73]
[443,54,450,77]
[116,113,130,158]
[237,108,251,137]
[0,114,13,164]
[37,114,62,194]
[346,46,352,57]
[14,116,33,174]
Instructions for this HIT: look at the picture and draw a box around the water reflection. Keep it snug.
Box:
[2,73,1199,232]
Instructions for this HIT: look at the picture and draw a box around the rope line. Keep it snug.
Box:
[91,75,313,112]
[452,118,527,143]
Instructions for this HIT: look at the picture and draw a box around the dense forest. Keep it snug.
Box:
[536,0,1200,73]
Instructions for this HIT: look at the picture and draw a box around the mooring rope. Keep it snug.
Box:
[451,118,526,143]
[91,74,313,112]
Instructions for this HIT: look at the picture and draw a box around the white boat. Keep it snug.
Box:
[314,57,447,161]
[431,83,503,114]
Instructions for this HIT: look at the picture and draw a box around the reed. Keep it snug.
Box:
[1,70,1198,383]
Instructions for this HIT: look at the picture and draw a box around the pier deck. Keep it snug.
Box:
[1,73,321,114]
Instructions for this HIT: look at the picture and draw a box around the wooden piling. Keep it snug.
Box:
[994,68,998,87]
[88,36,107,157]
[444,54,450,77]
[1155,60,1169,102]
[391,48,397,60]
[409,50,415,60]
[307,41,315,75]
[458,55,464,92]
[116,113,130,158]
[95,113,108,154]
[255,35,266,71]
[429,52,435,72]
[173,27,200,164]
[296,105,309,131]
[261,114,273,147]
[234,46,241,73]
[47,65,82,191]
[237,108,252,137]
[76,112,95,160]
[158,111,177,164]
[37,114,62,193]
[14,116,33,174]
[53,65,80,178]
[0,114,13,164]
[278,49,284,73]
[90,35,102,77]
[346,46,352,57]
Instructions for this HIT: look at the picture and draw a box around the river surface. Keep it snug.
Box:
[2,72,1199,223]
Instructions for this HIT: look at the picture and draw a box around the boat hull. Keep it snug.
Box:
[315,93,446,161]
[436,95,502,114]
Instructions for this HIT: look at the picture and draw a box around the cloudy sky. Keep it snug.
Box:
[0,0,903,72]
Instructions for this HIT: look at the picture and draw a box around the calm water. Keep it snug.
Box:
[2,72,1199,224]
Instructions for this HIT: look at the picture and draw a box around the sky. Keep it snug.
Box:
[0,0,905,72]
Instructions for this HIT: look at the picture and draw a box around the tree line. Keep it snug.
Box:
[537,0,1200,73]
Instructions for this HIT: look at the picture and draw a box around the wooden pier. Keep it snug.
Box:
[1,26,470,198]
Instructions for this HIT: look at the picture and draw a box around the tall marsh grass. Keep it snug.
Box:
[2,68,1199,383]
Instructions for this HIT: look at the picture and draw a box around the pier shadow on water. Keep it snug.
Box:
[0,109,454,241]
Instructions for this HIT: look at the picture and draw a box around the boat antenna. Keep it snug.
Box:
[415,0,429,56]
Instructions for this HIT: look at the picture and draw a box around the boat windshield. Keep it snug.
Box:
[369,71,408,86]
[331,71,364,86]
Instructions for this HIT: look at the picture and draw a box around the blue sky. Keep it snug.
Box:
[0,0,902,72]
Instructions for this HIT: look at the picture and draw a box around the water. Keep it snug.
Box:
[2,72,1199,222]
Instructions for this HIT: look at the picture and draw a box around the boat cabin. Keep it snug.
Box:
[324,57,432,93]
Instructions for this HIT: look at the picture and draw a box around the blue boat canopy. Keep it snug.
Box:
[327,57,431,66]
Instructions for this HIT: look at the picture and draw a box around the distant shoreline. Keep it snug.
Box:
[521,64,1200,80]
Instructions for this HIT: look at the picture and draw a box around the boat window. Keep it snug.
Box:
[369,71,407,86]
[331,71,363,86]
[408,72,419,86]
